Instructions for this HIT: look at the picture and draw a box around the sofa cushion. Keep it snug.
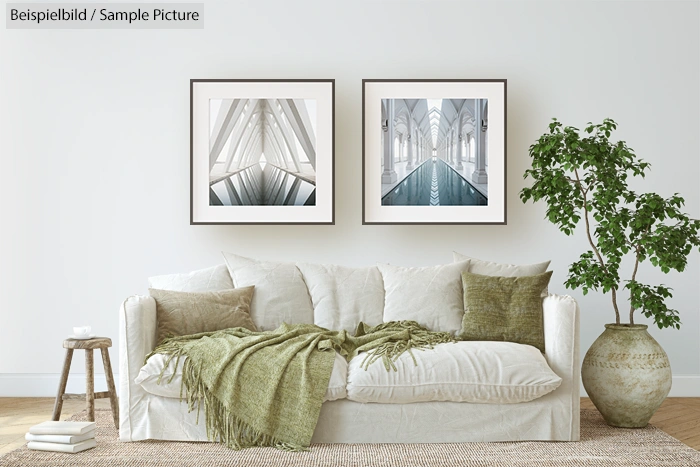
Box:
[453,252,551,296]
[377,261,470,334]
[136,351,348,402]
[149,287,257,343]
[346,341,561,404]
[459,271,553,352]
[222,252,314,331]
[297,263,384,333]
[453,252,551,276]
[148,264,234,292]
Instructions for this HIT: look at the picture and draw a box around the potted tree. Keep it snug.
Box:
[520,118,700,427]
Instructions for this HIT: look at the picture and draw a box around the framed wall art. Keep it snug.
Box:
[362,79,506,224]
[191,79,335,224]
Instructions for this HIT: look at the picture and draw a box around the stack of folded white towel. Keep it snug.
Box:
[26,421,96,453]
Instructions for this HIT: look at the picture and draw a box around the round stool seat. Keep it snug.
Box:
[63,337,112,350]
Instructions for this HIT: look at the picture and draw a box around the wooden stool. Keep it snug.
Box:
[51,337,119,429]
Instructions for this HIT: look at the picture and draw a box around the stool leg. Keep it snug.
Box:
[100,347,119,429]
[85,349,95,422]
[51,349,73,421]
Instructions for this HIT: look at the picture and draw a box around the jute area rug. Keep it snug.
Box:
[1,409,699,467]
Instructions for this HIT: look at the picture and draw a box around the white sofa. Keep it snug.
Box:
[119,260,580,444]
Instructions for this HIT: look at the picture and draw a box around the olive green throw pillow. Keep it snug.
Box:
[458,271,553,352]
[149,286,257,343]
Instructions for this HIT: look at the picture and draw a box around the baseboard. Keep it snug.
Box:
[0,373,120,397]
[580,375,700,398]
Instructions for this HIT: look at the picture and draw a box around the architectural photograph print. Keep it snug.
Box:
[191,79,335,224]
[363,80,506,224]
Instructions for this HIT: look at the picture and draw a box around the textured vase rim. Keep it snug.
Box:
[604,323,649,330]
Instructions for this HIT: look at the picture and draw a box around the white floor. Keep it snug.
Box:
[381,159,488,198]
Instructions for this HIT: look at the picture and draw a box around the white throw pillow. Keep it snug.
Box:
[148,264,233,292]
[453,252,550,276]
[377,260,470,334]
[453,252,551,296]
[136,351,348,402]
[222,253,314,331]
[346,341,562,404]
[297,263,384,333]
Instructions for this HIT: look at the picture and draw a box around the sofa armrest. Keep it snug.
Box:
[543,293,580,439]
[118,295,157,441]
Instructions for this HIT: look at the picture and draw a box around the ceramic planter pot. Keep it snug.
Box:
[581,324,671,428]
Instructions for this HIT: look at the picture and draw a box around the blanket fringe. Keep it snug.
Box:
[360,321,455,371]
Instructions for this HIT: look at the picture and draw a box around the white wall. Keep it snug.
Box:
[1,0,698,396]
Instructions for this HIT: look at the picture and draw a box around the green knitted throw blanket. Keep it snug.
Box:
[148,320,454,451]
